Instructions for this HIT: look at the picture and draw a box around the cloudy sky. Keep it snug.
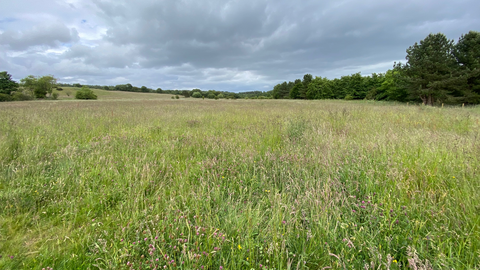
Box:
[1,0,479,92]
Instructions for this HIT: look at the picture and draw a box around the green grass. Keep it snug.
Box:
[53,87,175,100]
[0,98,479,269]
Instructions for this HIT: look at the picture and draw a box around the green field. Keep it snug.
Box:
[1,95,479,269]
[52,87,176,100]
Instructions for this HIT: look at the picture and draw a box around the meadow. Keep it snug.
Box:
[0,93,479,269]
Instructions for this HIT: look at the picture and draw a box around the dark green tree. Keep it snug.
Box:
[289,82,302,99]
[0,71,19,95]
[75,86,97,100]
[141,86,149,92]
[454,31,480,103]
[404,33,460,105]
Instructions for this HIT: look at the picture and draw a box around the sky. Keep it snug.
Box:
[0,0,479,92]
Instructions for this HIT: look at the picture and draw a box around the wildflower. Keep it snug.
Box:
[238,244,242,250]
[220,266,223,270]
[282,220,286,224]
[393,259,397,263]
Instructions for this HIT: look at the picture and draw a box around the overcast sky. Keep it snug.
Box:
[0,0,479,92]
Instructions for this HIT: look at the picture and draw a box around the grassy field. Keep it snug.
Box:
[53,87,176,100]
[0,97,479,269]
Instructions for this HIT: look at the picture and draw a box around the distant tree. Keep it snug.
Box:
[404,33,460,105]
[182,90,190,98]
[289,82,302,99]
[207,93,216,99]
[104,86,110,90]
[301,74,313,98]
[0,71,19,95]
[306,77,333,99]
[75,86,97,100]
[454,31,480,103]
[156,88,163,93]
[141,86,149,92]
[20,75,56,98]
[36,76,57,98]
[192,92,202,98]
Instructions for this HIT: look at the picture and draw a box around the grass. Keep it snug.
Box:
[0,97,479,269]
[53,87,175,100]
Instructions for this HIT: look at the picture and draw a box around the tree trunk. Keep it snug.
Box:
[427,94,433,106]
[420,95,427,105]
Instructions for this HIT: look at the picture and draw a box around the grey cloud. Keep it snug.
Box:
[1,0,480,91]
[0,22,79,50]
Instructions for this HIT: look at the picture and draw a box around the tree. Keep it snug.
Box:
[404,33,460,105]
[141,86,149,92]
[0,71,19,95]
[182,90,190,98]
[35,75,57,98]
[289,82,302,99]
[20,75,57,98]
[192,92,202,98]
[301,74,313,99]
[454,31,480,103]
[75,86,97,100]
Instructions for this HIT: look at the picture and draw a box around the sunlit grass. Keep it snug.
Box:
[0,98,479,269]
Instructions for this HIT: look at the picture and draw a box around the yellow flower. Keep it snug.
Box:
[247,257,249,261]
[452,176,455,178]
[393,259,397,263]
[238,244,242,250]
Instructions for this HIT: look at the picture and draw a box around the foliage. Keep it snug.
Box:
[0,71,19,95]
[272,31,480,105]
[0,93,13,102]
[75,86,98,100]
[11,91,34,101]
[404,33,460,105]
[20,75,57,99]
[192,92,202,98]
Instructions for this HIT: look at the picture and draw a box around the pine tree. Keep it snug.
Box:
[404,33,460,105]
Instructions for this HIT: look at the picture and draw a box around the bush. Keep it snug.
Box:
[75,86,97,100]
[217,93,224,99]
[175,95,179,99]
[207,93,216,99]
[0,93,13,102]
[345,95,354,100]
[56,87,63,91]
[192,92,202,98]
[52,93,59,100]
[11,92,33,101]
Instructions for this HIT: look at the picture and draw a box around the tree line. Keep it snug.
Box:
[271,31,480,105]
[2,31,478,104]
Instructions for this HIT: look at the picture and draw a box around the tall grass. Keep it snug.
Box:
[0,99,479,269]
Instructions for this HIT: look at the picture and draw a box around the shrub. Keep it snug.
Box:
[0,93,13,102]
[11,92,33,101]
[75,86,97,100]
[192,92,202,98]
[217,93,224,99]
[175,95,179,99]
[56,87,63,91]
[345,95,354,100]
[65,90,72,97]
[52,93,59,100]
[207,93,215,99]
